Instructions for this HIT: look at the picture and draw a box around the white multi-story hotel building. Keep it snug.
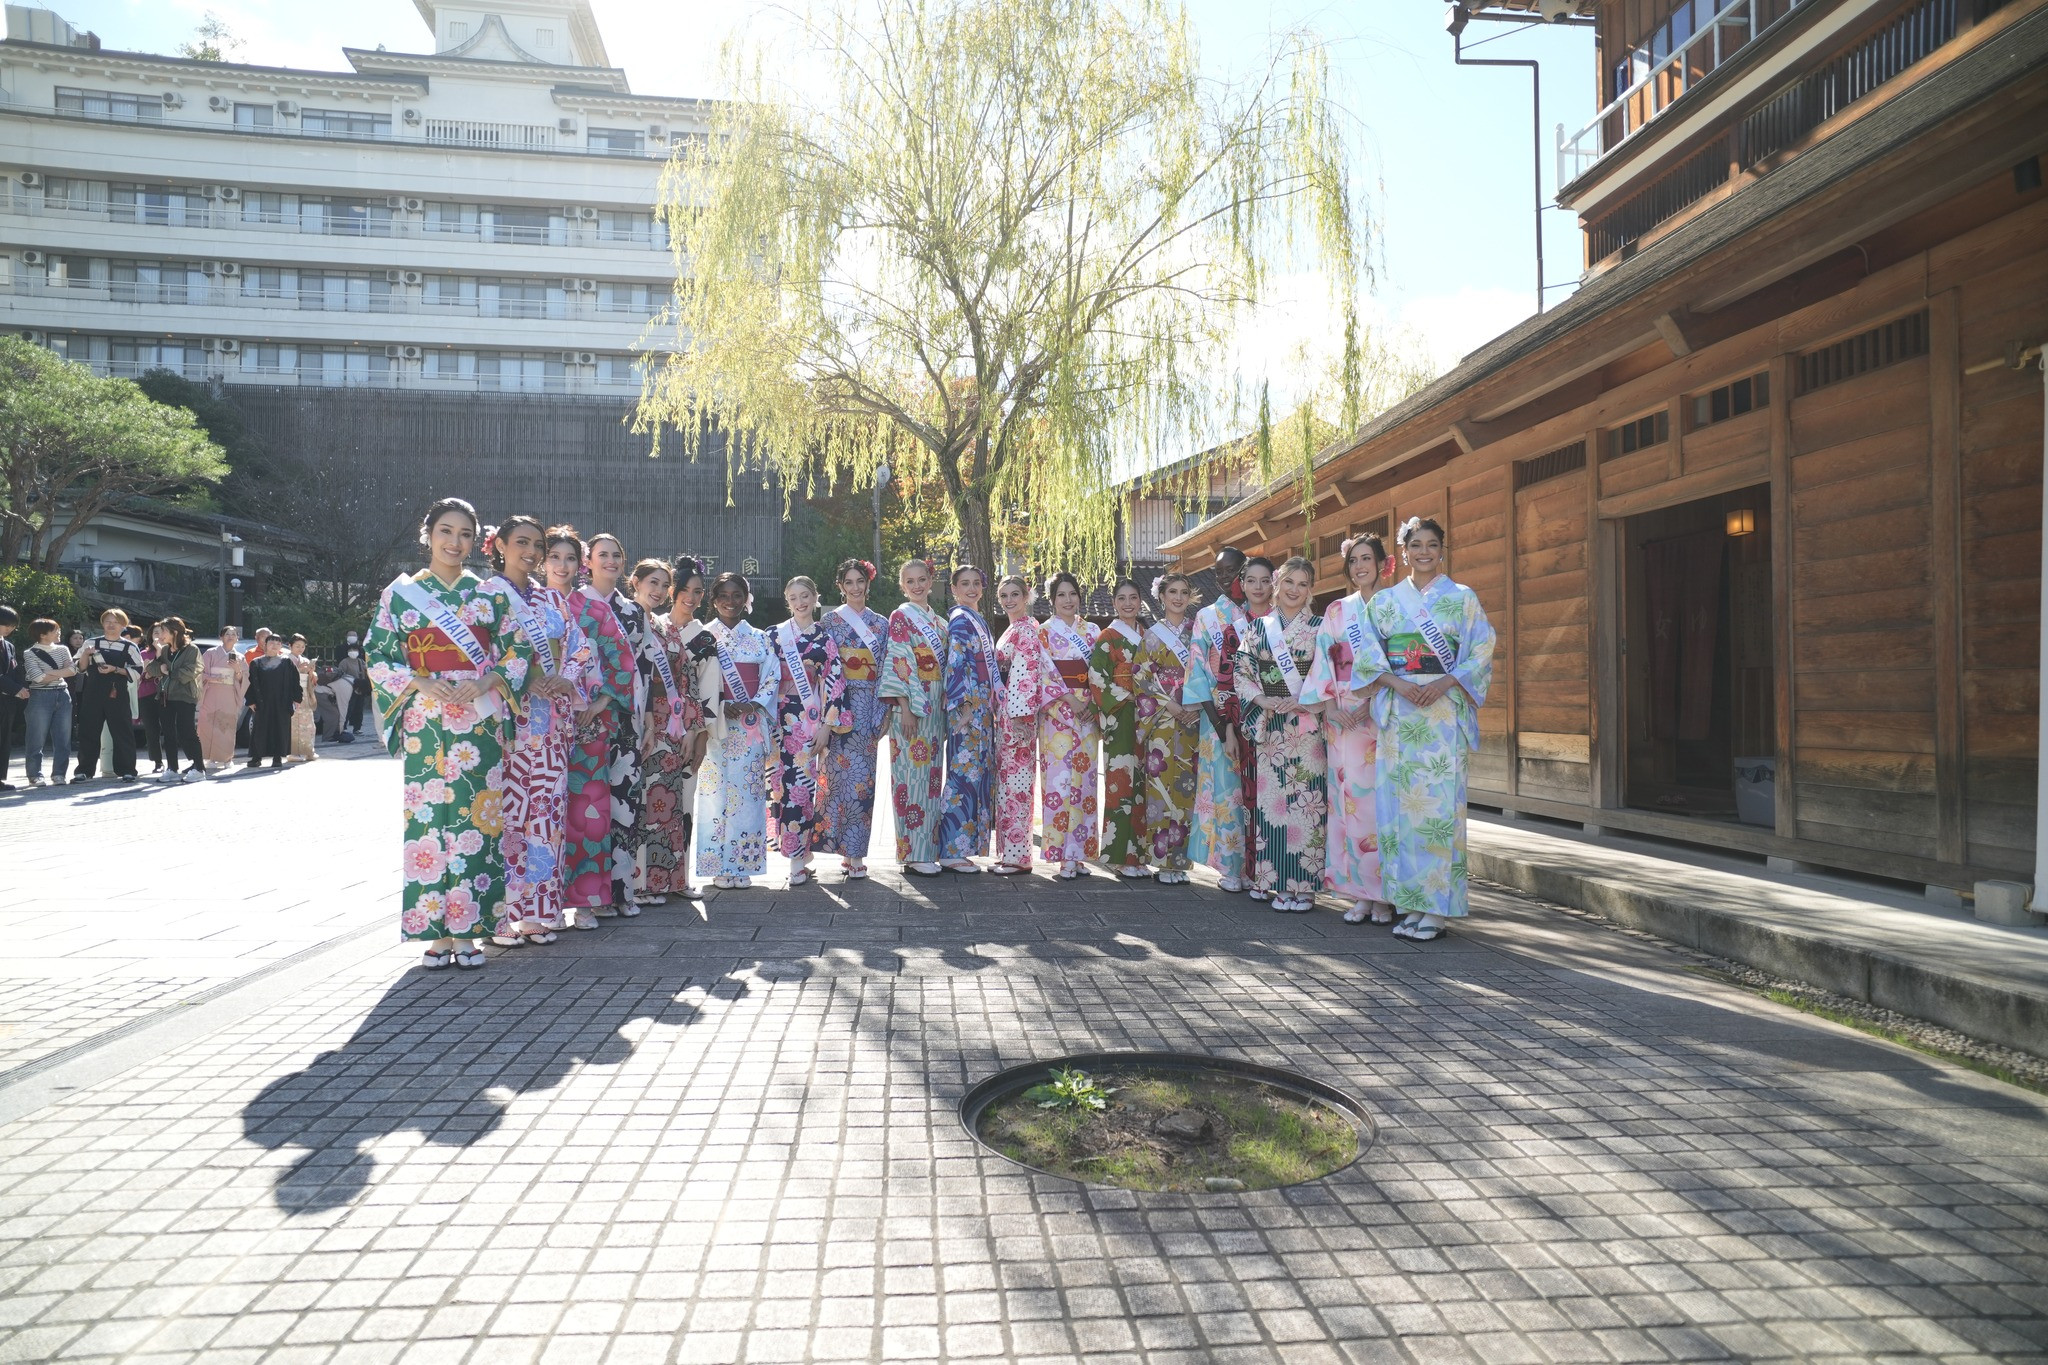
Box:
[0,0,785,579]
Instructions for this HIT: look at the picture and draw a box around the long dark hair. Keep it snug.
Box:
[417,496,478,547]
[485,514,544,571]
[1043,571,1081,608]
[159,615,192,653]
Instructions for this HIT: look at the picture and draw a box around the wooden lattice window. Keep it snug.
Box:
[1515,441,1588,490]
[1797,311,1929,395]
[1690,372,1770,429]
[1604,412,1669,461]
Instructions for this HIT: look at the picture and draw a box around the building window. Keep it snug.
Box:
[588,127,644,154]
[535,27,554,46]
[1690,372,1770,429]
[298,198,395,237]
[297,349,389,386]
[478,278,552,319]
[424,202,481,237]
[295,272,391,312]
[241,266,296,300]
[483,206,558,245]
[110,183,201,227]
[300,109,391,139]
[55,87,163,122]
[240,192,296,226]
[1606,410,1670,460]
[448,21,468,42]
[241,343,296,375]
[422,275,478,308]
[597,356,644,387]
[233,103,274,129]
[596,282,655,314]
[424,350,478,384]
[41,176,106,212]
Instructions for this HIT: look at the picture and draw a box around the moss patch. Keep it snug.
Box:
[977,1067,1358,1192]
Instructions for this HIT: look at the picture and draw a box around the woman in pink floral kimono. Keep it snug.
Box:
[769,575,847,886]
[992,575,1065,874]
[1037,572,1101,879]
[1300,535,1394,924]
[547,527,634,928]
[876,559,949,877]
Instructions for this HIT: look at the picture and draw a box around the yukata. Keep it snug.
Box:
[819,604,891,858]
[937,607,1000,861]
[1351,577,1496,920]
[366,570,534,941]
[768,620,847,857]
[639,614,714,896]
[608,590,651,904]
[1134,618,1199,874]
[564,588,634,909]
[994,616,1065,868]
[288,655,318,760]
[876,601,949,864]
[1183,597,1252,880]
[1038,616,1101,864]
[197,645,245,767]
[1299,592,1384,906]
[692,619,780,879]
[498,580,595,932]
[1089,620,1147,868]
[1233,608,1329,899]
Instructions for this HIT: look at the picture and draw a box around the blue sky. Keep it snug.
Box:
[46,0,1598,375]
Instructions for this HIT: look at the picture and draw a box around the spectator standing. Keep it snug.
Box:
[244,632,301,770]
[337,631,369,734]
[287,634,318,762]
[197,627,246,771]
[75,609,144,783]
[145,617,206,782]
[20,619,76,786]
[0,605,23,791]
[138,625,165,774]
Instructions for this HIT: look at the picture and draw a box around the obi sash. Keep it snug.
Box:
[1046,617,1091,690]
[388,573,492,675]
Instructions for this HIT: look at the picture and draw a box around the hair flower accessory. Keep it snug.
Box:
[1149,574,1168,600]
[1397,516,1423,545]
[859,559,877,582]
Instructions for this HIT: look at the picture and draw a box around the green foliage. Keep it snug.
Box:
[0,339,229,570]
[0,564,83,628]
[779,468,964,614]
[1025,1068,1117,1113]
[241,585,372,655]
[178,11,243,62]
[133,369,265,514]
[641,0,1368,583]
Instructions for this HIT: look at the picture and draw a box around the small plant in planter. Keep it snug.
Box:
[1024,1068,1116,1113]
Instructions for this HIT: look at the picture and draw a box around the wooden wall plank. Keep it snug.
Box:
[1929,288,1965,862]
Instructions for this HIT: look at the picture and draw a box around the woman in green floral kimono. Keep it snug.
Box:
[367,497,535,970]
[1350,517,1495,942]
[1231,556,1327,912]
[1090,581,1150,877]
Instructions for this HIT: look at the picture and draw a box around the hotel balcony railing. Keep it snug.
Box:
[1559,0,1806,187]
[79,356,650,394]
[4,277,666,318]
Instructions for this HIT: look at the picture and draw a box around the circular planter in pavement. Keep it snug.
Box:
[960,1051,1374,1192]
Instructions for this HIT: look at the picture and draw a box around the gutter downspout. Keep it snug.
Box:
[2034,348,2048,910]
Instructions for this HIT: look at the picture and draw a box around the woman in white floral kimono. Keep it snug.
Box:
[691,572,781,889]
[1231,556,1327,912]
[1350,517,1495,942]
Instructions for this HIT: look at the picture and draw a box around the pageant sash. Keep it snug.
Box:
[905,604,947,660]
[1341,593,1376,693]
[387,574,493,675]
[951,607,997,675]
[1106,619,1141,648]
[1391,579,1459,673]
[1148,620,1191,672]
[834,602,880,651]
[709,621,755,711]
[1045,616,1092,690]
[483,576,557,676]
[1045,616,1090,660]
[777,622,817,711]
[646,628,685,739]
[1261,611,1305,699]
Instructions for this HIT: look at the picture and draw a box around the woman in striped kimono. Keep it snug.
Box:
[936,566,1001,871]
[485,517,594,946]
[550,529,634,929]
[1183,549,1253,891]
[1135,572,1200,884]
[366,497,534,970]
[819,560,890,879]
[635,558,713,903]
[991,575,1064,875]
[1232,556,1328,912]
[1090,580,1150,878]
[877,559,949,877]
[599,536,652,915]
[1351,517,1496,942]
[769,575,847,886]
[693,572,781,889]
[1300,535,1394,925]
[1038,573,1101,880]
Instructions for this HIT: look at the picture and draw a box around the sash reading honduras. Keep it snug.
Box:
[1391,579,1460,674]
[483,576,556,676]
[776,623,821,792]
[646,631,685,739]
[1260,611,1306,697]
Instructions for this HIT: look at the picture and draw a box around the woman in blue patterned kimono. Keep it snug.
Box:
[1350,518,1495,941]
[819,559,890,879]
[937,565,999,871]
[877,558,949,877]
[691,572,781,889]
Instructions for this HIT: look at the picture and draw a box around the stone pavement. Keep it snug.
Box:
[2,753,2047,1364]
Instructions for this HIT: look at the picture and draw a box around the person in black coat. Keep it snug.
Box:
[244,634,303,770]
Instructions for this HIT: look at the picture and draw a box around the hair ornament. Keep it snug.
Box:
[1149,574,1167,600]
[1397,516,1423,544]
[859,559,877,582]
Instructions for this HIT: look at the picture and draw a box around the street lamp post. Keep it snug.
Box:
[872,464,891,570]
[217,530,231,631]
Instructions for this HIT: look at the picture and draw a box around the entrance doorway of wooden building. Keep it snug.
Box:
[1620,485,1774,825]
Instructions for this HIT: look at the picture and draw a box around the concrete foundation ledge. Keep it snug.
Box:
[1469,832,2048,1059]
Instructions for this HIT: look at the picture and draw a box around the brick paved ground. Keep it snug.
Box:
[2,752,2046,1363]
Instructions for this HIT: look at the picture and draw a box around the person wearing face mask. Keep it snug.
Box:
[337,630,369,735]
[1232,555,1327,910]
[1350,517,1495,942]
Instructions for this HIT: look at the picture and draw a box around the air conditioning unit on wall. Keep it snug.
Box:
[208,95,230,112]
[218,186,240,201]
[384,344,422,360]
[275,100,298,117]
[18,172,41,188]
[20,250,44,266]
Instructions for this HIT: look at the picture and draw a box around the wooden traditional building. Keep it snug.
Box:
[1163,0,2048,896]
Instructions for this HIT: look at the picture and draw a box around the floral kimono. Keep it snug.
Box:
[1038,615,1101,863]
[1233,608,1328,898]
[938,607,1001,860]
[366,569,534,941]
[819,604,891,858]
[1352,577,1496,920]
[1089,620,1147,867]
[564,588,634,909]
[639,614,714,896]
[608,590,651,903]
[1134,617,1199,873]
[876,601,949,864]
[498,580,595,932]
[1299,592,1384,906]
[769,619,847,857]
[197,644,244,767]
[692,618,780,879]
[1183,596,1252,880]
[994,617,1065,867]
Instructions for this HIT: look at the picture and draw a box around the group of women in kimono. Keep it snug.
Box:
[368,495,1493,970]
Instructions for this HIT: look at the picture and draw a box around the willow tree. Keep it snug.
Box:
[640,0,1366,582]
